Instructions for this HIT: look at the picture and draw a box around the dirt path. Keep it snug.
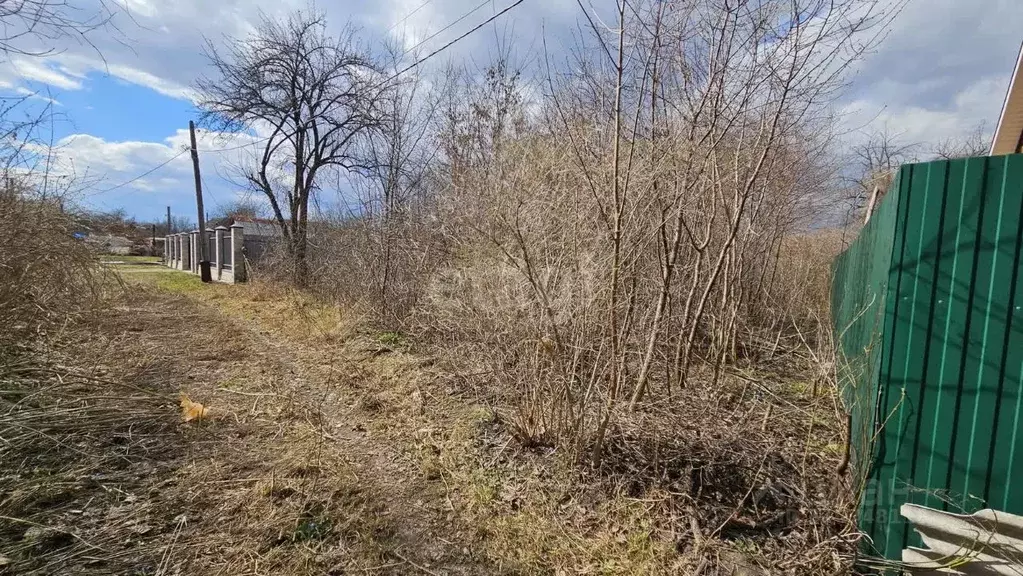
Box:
[7,269,499,575]
[162,277,505,575]
[5,266,846,575]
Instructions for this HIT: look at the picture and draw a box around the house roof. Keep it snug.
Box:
[990,41,1023,156]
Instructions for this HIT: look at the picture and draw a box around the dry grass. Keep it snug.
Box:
[2,228,858,576]
[407,360,862,575]
[118,271,862,574]
[0,189,104,351]
[0,277,482,574]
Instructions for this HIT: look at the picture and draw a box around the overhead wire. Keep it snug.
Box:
[386,0,433,33]
[90,0,528,197]
[575,0,616,68]
[200,173,220,215]
[88,133,265,198]
[391,0,527,79]
[91,147,189,194]
[203,134,272,153]
[400,0,493,58]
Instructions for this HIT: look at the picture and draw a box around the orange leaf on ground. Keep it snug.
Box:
[180,393,211,422]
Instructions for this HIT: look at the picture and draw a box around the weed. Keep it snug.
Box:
[377,331,404,346]
[293,515,333,542]
[121,267,205,293]
[468,468,501,509]
[733,537,762,557]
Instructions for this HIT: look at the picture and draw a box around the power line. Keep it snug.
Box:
[393,0,526,79]
[93,148,189,194]
[401,0,492,58]
[88,134,258,199]
[201,174,220,212]
[575,0,616,68]
[204,134,273,153]
[91,0,526,198]
[387,0,433,33]
[88,134,253,197]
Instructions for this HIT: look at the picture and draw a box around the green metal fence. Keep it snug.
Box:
[832,153,1023,561]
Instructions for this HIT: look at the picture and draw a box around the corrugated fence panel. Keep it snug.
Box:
[831,167,903,542]
[832,154,1023,562]
[993,158,1023,516]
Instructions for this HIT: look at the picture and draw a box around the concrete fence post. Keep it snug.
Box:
[191,231,199,274]
[205,228,214,267]
[181,233,191,272]
[176,234,185,270]
[164,235,170,265]
[214,227,226,281]
[205,229,215,279]
[230,224,246,283]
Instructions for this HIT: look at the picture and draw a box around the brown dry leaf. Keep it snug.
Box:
[180,393,211,422]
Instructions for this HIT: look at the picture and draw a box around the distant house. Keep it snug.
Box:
[88,234,134,255]
[991,41,1023,155]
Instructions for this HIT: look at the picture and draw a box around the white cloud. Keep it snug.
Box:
[0,0,578,101]
[14,87,62,106]
[55,133,184,173]
[116,0,160,19]
[7,58,83,90]
[841,75,1009,150]
[105,63,197,100]
[32,128,266,213]
[836,0,1023,149]
[0,0,1018,220]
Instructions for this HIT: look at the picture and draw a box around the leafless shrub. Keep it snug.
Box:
[275,0,896,466]
[298,215,446,322]
[233,2,901,568]
[0,183,101,352]
[398,0,901,467]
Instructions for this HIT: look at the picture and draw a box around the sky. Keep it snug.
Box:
[1,0,1021,223]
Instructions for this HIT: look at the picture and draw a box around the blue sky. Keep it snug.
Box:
[58,76,196,143]
[2,0,1022,223]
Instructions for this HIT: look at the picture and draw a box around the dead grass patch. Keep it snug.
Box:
[86,273,861,575]
[1,283,484,574]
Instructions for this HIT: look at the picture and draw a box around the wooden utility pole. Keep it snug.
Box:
[190,121,212,282]
[166,206,171,234]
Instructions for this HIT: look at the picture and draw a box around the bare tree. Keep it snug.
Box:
[339,41,445,318]
[0,0,116,61]
[933,122,990,159]
[846,128,917,224]
[212,197,264,221]
[196,11,388,285]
